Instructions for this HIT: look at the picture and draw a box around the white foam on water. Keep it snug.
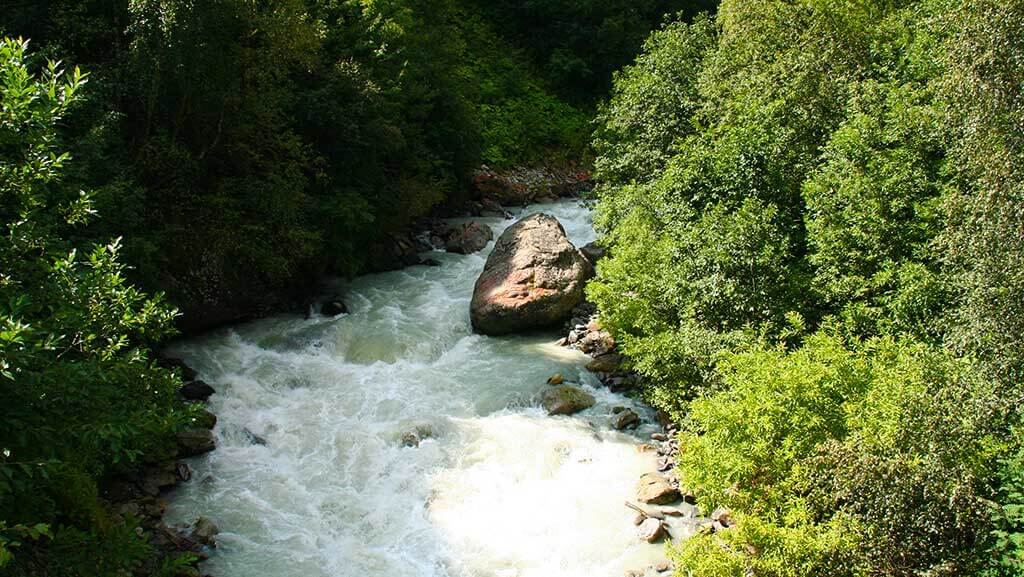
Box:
[164,200,668,577]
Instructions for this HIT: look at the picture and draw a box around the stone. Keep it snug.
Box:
[470,214,594,335]
[579,241,607,266]
[633,513,646,526]
[636,472,681,505]
[547,373,565,385]
[445,222,494,255]
[140,467,179,496]
[655,560,672,573]
[422,258,442,267]
[578,330,615,356]
[541,385,596,416]
[612,409,641,430]
[194,409,217,430]
[243,428,267,446]
[321,299,348,317]
[401,423,433,447]
[586,353,623,373]
[191,517,219,545]
[180,380,215,402]
[637,517,666,543]
[177,428,215,457]
[158,357,198,381]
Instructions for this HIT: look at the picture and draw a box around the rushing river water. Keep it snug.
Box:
[165,200,669,577]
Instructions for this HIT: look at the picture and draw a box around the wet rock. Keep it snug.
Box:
[541,385,596,416]
[547,373,565,385]
[470,214,593,335]
[586,353,623,373]
[637,517,666,543]
[180,380,215,402]
[578,329,615,356]
[633,513,646,526]
[321,299,348,317]
[194,409,217,430]
[656,560,672,573]
[191,517,219,546]
[243,428,267,446]
[579,241,606,266]
[422,258,442,267]
[651,433,668,442]
[177,428,215,457]
[637,472,681,505]
[445,222,494,255]
[401,423,434,447]
[612,409,641,431]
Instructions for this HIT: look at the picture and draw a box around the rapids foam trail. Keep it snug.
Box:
[165,200,666,577]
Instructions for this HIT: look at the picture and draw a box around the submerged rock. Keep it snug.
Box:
[547,373,565,385]
[541,385,596,416]
[470,214,593,335]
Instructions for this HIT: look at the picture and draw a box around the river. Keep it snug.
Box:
[164,200,669,577]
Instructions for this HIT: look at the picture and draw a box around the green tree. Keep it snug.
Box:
[0,37,189,575]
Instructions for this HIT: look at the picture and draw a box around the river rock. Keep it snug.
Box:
[580,241,606,266]
[586,353,623,373]
[547,373,565,385]
[637,517,666,543]
[194,409,217,430]
[445,222,493,254]
[612,409,640,430]
[322,299,348,317]
[176,428,215,457]
[637,472,681,505]
[180,380,215,402]
[470,214,593,335]
[541,385,595,416]
[191,517,219,545]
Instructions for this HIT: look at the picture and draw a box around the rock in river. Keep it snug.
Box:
[470,213,593,335]
[541,385,596,416]
[636,472,681,505]
[637,517,667,543]
[176,428,215,457]
[445,222,494,255]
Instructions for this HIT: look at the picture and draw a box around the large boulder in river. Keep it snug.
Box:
[470,214,593,335]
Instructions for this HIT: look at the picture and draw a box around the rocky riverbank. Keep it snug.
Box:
[100,357,221,577]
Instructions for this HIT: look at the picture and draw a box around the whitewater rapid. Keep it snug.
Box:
[164,200,668,577]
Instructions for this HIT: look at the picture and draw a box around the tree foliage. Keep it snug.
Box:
[591,0,1024,574]
[0,37,193,574]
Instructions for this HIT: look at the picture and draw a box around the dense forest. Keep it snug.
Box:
[591,0,1024,575]
[2,0,1024,575]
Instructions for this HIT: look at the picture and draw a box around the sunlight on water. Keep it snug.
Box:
[164,200,668,577]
